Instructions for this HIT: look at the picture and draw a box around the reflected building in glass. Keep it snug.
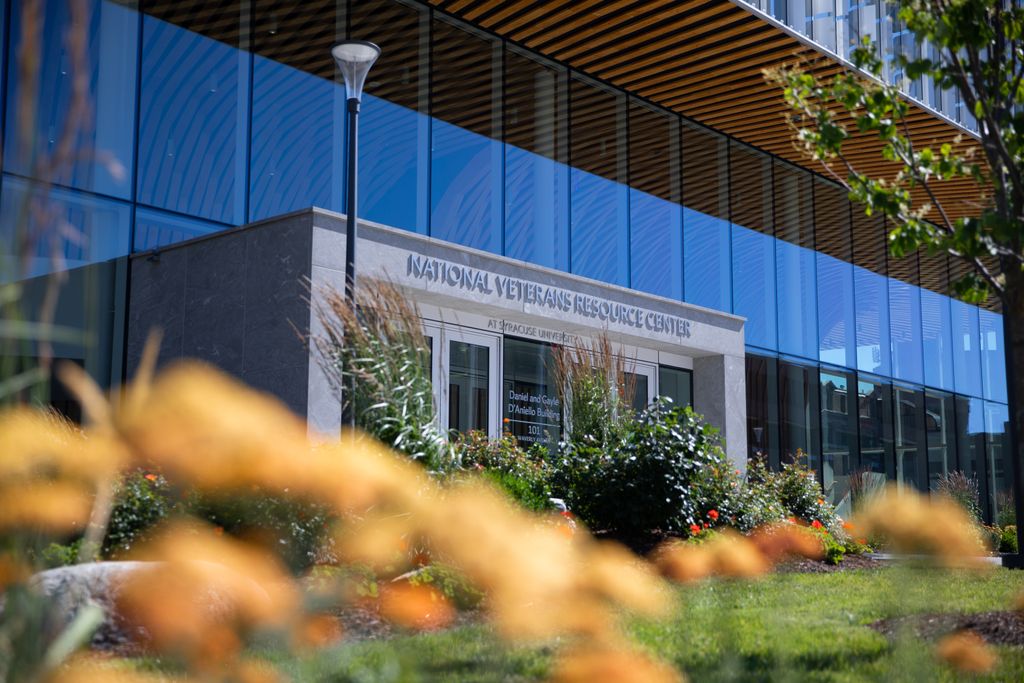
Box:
[2,0,1011,521]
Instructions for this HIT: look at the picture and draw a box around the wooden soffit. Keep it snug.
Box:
[427,0,985,222]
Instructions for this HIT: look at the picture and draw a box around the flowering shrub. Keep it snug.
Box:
[552,401,735,536]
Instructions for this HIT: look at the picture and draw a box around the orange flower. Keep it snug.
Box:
[811,520,823,530]
[708,509,719,521]
[144,473,158,482]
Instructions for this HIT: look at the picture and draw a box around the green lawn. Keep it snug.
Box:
[260,567,1024,682]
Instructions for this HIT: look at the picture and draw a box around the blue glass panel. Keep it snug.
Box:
[889,279,923,383]
[505,145,569,270]
[630,189,682,299]
[951,298,983,397]
[249,56,343,222]
[5,0,138,199]
[0,174,130,282]
[816,253,855,367]
[430,120,502,254]
[683,207,730,312]
[980,310,1007,403]
[138,16,248,225]
[731,225,776,349]
[776,241,817,359]
[920,288,954,391]
[570,169,628,286]
[362,94,429,234]
[133,207,222,252]
[854,266,890,375]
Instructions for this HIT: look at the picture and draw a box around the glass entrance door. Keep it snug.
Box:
[440,327,500,439]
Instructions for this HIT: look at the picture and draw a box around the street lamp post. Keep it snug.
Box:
[332,40,380,429]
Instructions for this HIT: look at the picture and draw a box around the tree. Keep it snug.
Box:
[766,0,1024,563]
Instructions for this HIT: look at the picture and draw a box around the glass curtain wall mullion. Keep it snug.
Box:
[778,356,820,475]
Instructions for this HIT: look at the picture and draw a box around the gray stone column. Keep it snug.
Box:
[693,353,748,474]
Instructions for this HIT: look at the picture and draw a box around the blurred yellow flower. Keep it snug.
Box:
[852,485,988,568]
[117,521,299,666]
[0,480,92,533]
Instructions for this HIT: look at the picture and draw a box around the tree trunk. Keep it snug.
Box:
[1003,269,1024,567]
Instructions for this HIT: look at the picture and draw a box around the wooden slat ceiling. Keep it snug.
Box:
[427,0,986,224]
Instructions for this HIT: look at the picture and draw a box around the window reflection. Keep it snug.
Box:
[431,18,502,253]
[629,102,681,299]
[505,48,569,269]
[888,250,924,383]
[815,180,855,368]
[852,212,890,375]
[857,377,893,483]
[570,76,628,286]
[138,9,249,224]
[682,123,730,310]
[779,359,819,473]
[731,143,776,350]
[0,175,131,282]
[980,310,1007,403]
[449,340,489,434]
[746,354,780,469]
[355,0,430,234]
[134,207,220,252]
[984,402,1009,522]
[775,162,817,358]
[658,365,693,411]
[951,297,983,398]
[925,391,955,491]
[821,369,856,516]
[5,0,138,199]
[893,385,925,490]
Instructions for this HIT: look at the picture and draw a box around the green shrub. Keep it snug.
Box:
[104,470,175,557]
[456,431,554,512]
[731,461,787,533]
[819,530,846,565]
[187,491,334,573]
[40,540,81,568]
[552,401,734,536]
[1000,525,1018,553]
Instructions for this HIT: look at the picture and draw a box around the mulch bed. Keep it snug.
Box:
[871,611,1024,647]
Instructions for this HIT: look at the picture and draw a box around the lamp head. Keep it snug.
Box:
[331,40,381,102]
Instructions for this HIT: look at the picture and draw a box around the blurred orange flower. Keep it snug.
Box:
[935,631,997,673]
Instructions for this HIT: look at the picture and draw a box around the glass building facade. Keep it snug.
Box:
[741,0,976,130]
[1,0,1010,519]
